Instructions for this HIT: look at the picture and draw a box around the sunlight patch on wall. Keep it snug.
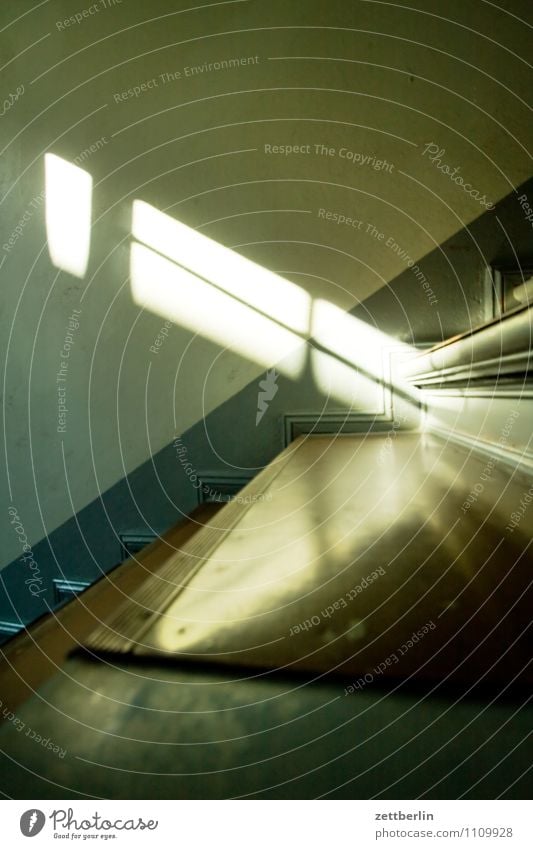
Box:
[311,347,383,408]
[130,242,307,377]
[132,200,311,335]
[129,198,421,410]
[311,300,421,406]
[45,153,92,278]
[312,300,407,379]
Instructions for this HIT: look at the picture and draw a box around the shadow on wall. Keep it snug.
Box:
[1,153,422,637]
[352,175,533,343]
[3,165,531,638]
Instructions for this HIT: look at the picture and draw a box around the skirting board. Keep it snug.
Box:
[425,422,533,475]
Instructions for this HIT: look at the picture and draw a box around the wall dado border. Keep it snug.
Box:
[402,305,533,473]
[402,304,533,389]
[282,344,426,447]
